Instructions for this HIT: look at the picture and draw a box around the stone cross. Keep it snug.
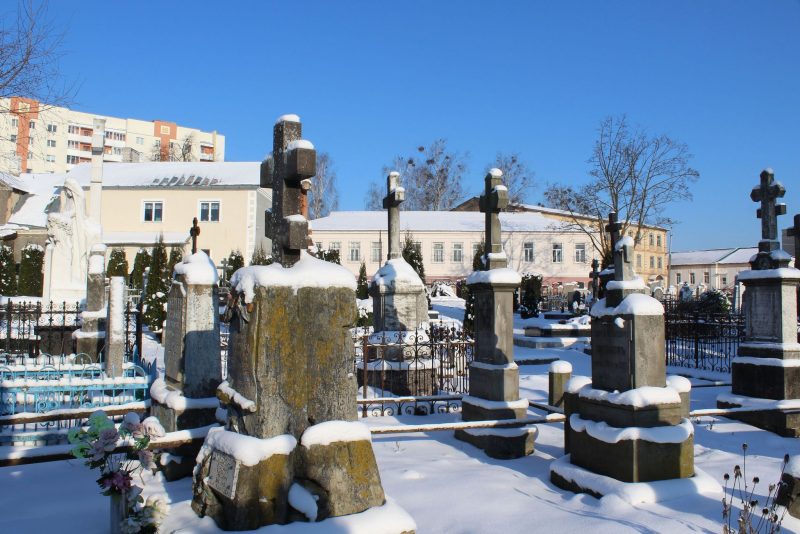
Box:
[750,168,786,251]
[190,217,200,254]
[265,115,317,267]
[614,234,635,282]
[382,172,404,260]
[786,213,800,261]
[589,258,600,298]
[478,169,508,270]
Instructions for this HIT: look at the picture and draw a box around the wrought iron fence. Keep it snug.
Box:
[0,300,82,358]
[0,359,150,442]
[664,310,744,373]
[354,322,474,416]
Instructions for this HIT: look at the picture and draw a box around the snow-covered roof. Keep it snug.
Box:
[7,173,67,228]
[0,172,33,193]
[513,203,667,231]
[103,232,189,246]
[311,210,580,233]
[670,247,758,266]
[64,161,261,188]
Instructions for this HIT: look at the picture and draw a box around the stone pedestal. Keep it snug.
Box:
[153,251,223,480]
[193,255,396,531]
[75,245,107,361]
[455,273,536,460]
[718,267,800,436]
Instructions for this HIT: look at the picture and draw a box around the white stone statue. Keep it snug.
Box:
[43,178,101,302]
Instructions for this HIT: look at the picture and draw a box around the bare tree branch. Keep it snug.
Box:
[485,152,535,205]
[309,152,339,219]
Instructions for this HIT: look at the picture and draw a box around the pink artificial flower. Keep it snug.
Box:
[99,428,119,451]
[101,470,132,493]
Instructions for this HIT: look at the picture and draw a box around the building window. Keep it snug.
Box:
[690,272,696,285]
[29,121,35,129]
[199,201,220,222]
[552,243,563,263]
[66,155,80,164]
[721,276,727,286]
[657,235,662,248]
[451,242,463,263]
[143,201,163,222]
[676,273,682,284]
[371,242,382,263]
[47,139,56,147]
[68,140,79,149]
[10,134,16,143]
[574,243,586,263]
[329,242,340,254]
[433,242,444,263]
[112,147,122,155]
[703,272,709,284]
[11,118,18,128]
[160,125,170,135]
[523,242,534,262]
[136,136,144,145]
[47,123,57,133]
[27,152,32,160]
[472,242,481,260]
[636,254,642,268]
[649,256,655,268]
[68,125,79,134]
[46,154,55,162]
[348,241,360,262]
[657,257,663,269]
[649,233,654,246]
[413,241,422,255]
[28,136,33,146]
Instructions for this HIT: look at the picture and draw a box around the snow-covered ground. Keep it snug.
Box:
[0,297,797,533]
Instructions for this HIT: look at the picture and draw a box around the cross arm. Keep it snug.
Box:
[286,142,316,185]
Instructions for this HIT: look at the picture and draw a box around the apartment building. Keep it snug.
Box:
[0,97,225,175]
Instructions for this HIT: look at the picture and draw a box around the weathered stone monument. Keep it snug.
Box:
[454,169,535,459]
[192,115,413,532]
[369,172,428,335]
[74,244,108,361]
[551,215,694,492]
[717,169,800,436]
[150,230,222,479]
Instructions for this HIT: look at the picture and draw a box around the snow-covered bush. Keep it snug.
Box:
[107,248,129,278]
[18,244,43,297]
[0,245,17,296]
[142,237,168,330]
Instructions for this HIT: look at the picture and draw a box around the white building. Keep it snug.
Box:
[310,210,604,286]
[669,247,758,291]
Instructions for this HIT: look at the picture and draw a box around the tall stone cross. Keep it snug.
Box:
[264,115,317,267]
[750,168,786,252]
[478,169,508,270]
[788,214,800,261]
[190,217,200,254]
[382,172,404,260]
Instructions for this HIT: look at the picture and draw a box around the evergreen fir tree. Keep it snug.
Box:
[142,236,169,330]
[130,249,150,290]
[0,245,17,296]
[225,250,245,280]
[250,243,273,265]
[106,247,129,278]
[356,261,369,299]
[401,232,425,284]
[167,247,183,278]
[463,241,486,336]
[17,245,44,297]
[316,245,341,265]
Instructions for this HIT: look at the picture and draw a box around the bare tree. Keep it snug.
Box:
[149,134,195,162]
[543,115,699,264]
[0,1,72,110]
[308,152,339,219]
[485,152,534,205]
[366,139,468,211]
[363,182,382,210]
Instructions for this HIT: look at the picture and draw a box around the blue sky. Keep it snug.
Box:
[43,1,800,252]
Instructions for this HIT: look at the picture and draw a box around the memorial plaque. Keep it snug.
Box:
[746,285,780,341]
[207,451,240,500]
[164,281,187,389]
